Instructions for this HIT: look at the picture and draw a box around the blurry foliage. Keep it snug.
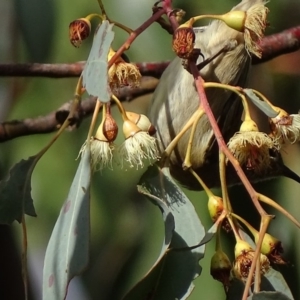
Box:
[0,0,300,299]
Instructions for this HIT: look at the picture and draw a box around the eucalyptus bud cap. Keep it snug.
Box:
[94,122,108,142]
[234,240,253,258]
[126,111,156,135]
[220,10,246,32]
[240,119,259,132]
[122,119,141,139]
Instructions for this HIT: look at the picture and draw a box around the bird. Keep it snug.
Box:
[148,0,300,190]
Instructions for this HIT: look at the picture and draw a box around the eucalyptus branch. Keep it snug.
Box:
[0,26,299,78]
[0,77,158,142]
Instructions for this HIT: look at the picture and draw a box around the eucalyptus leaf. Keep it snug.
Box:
[123,165,205,300]
[0,156,37,224]
[251,291,293,300]
[244,89,278,118]
[82,20,114,103]
[42,148,91,300]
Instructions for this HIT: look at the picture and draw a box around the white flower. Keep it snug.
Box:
[119,131,159,169]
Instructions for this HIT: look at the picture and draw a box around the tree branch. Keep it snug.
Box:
[0,26,299,142]
[0,77,158,142]
[0,26,299,78]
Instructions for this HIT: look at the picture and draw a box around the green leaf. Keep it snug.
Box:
[123,165,205,300]
[82,20,114,103]
[0,156,37,224]
[42,148,91,300]
[244,89,278,118]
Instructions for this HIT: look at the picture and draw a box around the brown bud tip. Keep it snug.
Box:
[103,114,118,142]
[69,18,91,48]
[172,26,195,59]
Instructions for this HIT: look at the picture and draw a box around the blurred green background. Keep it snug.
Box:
[0,0,300,299]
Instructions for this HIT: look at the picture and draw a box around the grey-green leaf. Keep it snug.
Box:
[244,89,279,118]
[82,20,114,103]
[251,291,293,300]
[123,165,205,300]
[42,148,91,300]
[0,156,37,224]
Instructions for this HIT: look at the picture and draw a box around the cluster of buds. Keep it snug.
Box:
[69,18,141,93]
[80,107,159,171]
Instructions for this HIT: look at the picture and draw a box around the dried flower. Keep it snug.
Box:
[108,49,141,91]
[233,240,270,283]
[210,250,232,292]
[172,25,195,59]
[271,112,300,144]
[228,119,279,174]
[219,3,269,57]
[119,120,159,169]
[69,18,91,47]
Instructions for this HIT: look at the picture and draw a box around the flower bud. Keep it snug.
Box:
[172,25,195,59]
[126,111,156,135]
[210,250,232,292]
[240,119,259,132]
[207,196,231,232]
[208,195,224,223]
[69,18,91,47]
